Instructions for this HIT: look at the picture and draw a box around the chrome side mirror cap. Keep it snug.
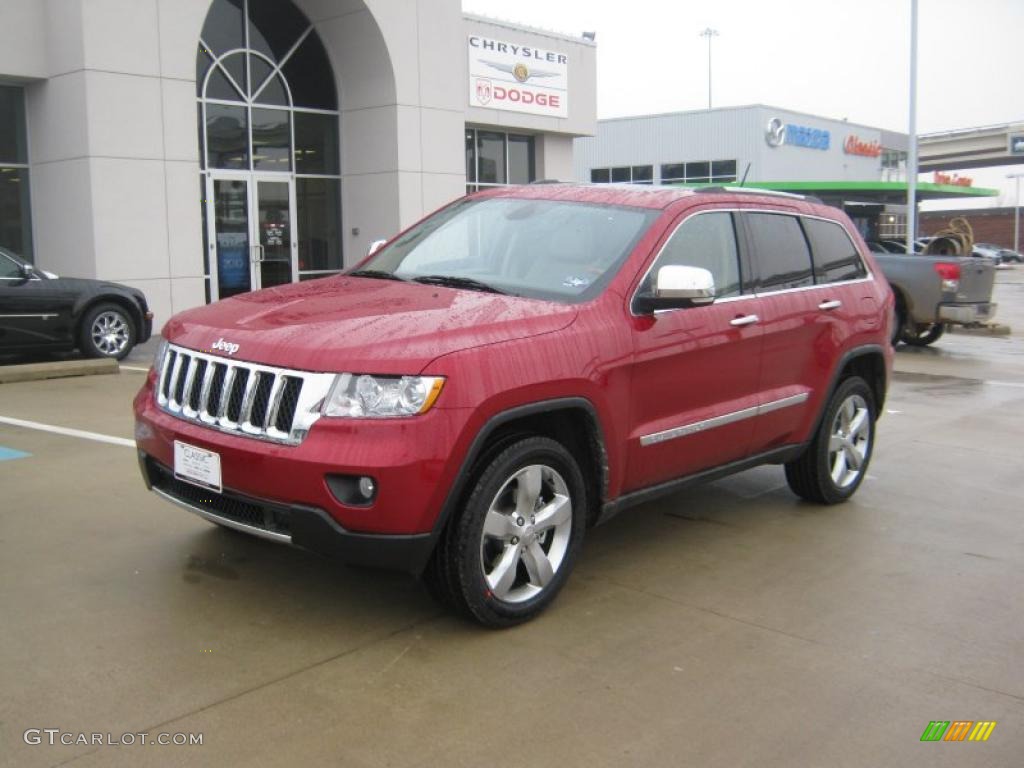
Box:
[654,265,716,305]
[367,239,388,256]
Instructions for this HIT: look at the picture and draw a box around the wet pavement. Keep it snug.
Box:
[1,270,1022,767]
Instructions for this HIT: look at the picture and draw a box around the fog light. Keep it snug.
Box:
[326,474,378,507]
[358,476,376,500]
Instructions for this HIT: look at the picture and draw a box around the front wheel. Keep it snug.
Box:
[80,303,136,360]
[900,322,945,347]
[785,377,876,505]
[424,436,587,627]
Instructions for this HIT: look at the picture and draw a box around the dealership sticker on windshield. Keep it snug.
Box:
[174,440,222,493]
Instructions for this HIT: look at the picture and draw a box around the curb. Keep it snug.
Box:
[947,324,1012,337]
[0,358,119,384]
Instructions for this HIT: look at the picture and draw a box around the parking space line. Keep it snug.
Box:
[0,445,31,461]
[0,415,134,448]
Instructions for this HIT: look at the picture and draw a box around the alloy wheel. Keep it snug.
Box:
[479,464,573,604]
[91,310,130,356]
[828,394,871,488]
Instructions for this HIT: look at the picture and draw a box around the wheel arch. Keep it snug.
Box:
[433,398,609,541]
[75,293,143,342]
[814,346,888,436]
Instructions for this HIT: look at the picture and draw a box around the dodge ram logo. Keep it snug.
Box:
[765,117,786,148]
[211,338,240,356]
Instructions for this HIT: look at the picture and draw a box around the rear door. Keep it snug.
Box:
[626,208,764,491]
[744,212,871,454]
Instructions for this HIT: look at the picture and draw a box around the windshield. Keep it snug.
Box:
[357,197,658,303]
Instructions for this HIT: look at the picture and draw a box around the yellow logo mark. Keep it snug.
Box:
[968,721,996,742]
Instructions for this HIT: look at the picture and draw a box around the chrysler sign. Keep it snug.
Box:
[468,36,568,118]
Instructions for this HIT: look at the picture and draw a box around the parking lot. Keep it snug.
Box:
[1,271,1022,767]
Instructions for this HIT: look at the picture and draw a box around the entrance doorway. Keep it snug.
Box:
[207,173,296,298]
[197,0,343,302]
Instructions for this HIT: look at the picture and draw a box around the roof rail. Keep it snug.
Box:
[530,179,565,185]
[697,185,808,200]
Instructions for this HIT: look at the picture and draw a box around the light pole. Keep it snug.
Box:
[906,0,919,253]
[1009,172,1023,253]
[698,28,719,110]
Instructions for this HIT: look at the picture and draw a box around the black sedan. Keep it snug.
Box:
[0,247,152,360]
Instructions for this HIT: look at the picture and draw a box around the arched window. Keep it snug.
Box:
[197,0,342,300]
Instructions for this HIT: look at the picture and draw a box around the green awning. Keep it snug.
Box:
[726,180,998,204]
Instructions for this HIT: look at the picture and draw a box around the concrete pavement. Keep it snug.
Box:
[1,271,1022,767]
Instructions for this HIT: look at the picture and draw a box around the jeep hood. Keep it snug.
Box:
[162,276,578,374]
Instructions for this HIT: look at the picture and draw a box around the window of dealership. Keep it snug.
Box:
[0,85,32,259]
[197,0,342,301]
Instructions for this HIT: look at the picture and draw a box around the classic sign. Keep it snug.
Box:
[468,35,568,118]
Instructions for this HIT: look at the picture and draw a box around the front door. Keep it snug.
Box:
[207,173,297,300]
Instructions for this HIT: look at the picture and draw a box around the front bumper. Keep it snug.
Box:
[132,372,475,540]
[138,454,436,573]
[938,302,997,325]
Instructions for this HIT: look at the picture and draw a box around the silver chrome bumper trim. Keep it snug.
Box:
[152,487,293,545]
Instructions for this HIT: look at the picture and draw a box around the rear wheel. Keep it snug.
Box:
[785,376,875,505]
[80,303,136,360]
[424,436,586,627]
[900,322,945,347]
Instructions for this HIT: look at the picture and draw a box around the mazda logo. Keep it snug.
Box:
[765,117,786,148]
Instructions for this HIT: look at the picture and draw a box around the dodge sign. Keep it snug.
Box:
[468,35,568,118]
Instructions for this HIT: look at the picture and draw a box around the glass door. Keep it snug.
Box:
[207,173,297,300]
[253,178,295,291]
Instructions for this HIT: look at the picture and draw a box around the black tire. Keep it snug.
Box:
[785,376,876,505]
[80,302,136,360]
[900,322,945,347]
[890,303,906,346]
[424,436,587,628]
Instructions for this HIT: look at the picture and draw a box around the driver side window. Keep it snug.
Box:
[642,212,742,298]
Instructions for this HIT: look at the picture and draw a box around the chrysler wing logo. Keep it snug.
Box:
[211,338,239,356]
[765,117,786,147]
[480,59,561,83]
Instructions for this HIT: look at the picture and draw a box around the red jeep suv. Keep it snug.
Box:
[134,184,893,626]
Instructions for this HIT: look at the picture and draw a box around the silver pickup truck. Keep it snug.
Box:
[871,249,998,346]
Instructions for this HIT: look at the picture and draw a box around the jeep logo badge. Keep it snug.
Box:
[211,338,240,356]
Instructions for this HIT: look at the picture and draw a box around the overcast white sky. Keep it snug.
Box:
[462,0,1024,208]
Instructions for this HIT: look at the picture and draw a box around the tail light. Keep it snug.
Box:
[934,262,960,293]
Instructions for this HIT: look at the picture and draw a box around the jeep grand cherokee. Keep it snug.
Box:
[134,184,894,627]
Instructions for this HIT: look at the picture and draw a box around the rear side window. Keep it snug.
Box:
[803,217,868,283]
[745,213,813,291]
[641,211,742,298]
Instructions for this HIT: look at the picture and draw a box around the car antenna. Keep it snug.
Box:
[739,162,751,187]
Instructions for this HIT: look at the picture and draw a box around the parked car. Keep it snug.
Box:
[134,184,894,626]
[972,243,1003,265]
[869,245,997,346]
[998,247,1022,264]
[0,247,153,360]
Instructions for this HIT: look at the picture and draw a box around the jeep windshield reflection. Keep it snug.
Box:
[355,197,658,303]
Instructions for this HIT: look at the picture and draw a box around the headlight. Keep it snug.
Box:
[323,374,445,418]
[152,337,169,376]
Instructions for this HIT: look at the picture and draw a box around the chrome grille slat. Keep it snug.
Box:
[197,360,218,418]
[153,343,334,446]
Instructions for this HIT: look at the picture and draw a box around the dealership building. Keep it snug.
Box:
[573,105,996,241]
[0,0,596,324]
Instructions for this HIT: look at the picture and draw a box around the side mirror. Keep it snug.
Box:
[634,265,716,314]
[367,239,388,257]
[19,263,36,280]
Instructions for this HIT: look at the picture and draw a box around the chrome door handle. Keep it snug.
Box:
[730,314,759,327]
[818,300,842,310]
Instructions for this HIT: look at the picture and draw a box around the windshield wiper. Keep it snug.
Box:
[410,275,507,295]
[347,269,408,282]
